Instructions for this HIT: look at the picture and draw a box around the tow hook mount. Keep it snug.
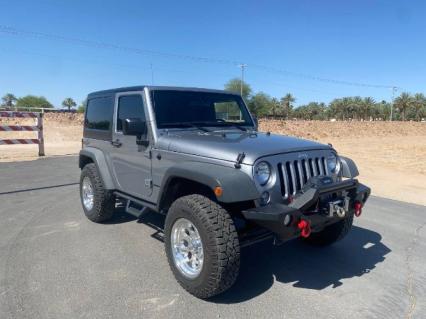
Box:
[328,196,350,218]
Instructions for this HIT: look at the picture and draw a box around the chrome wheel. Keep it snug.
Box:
[171,218,204,279]
[82,176,94,211]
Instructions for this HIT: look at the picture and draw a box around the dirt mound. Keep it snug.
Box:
[259,119,426,140]
[0,112,84,125]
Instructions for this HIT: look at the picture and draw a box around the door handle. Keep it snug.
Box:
[111,139,122,148]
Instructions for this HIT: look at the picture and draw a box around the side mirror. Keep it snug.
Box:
[122,118,147,137]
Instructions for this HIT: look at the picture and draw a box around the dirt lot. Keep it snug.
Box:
[1,114,425,205]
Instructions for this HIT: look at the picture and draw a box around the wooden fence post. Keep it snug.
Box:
[37,113,45,156]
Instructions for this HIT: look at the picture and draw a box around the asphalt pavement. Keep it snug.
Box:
[0,156,425,319]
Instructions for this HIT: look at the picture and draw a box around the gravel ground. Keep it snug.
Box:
[0,156,425,319]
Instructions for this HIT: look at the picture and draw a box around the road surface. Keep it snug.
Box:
[0,156,425,319]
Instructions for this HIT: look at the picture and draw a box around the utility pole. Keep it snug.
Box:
[390,86,397,121]
[238,64,247,97]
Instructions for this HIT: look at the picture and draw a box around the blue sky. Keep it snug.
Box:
[0,0,425,107]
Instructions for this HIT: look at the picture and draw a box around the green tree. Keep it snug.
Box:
[341,97,352,120]
[360,97,375,120]
[77,99,87,113]
[16,95,53,109]
[62,97,77,111]
[280,93,295,119]
[350,96,363,119]
[413,93,426,121]
[394,92,412,121]
[293,102,326,120]
[247,92,273,116]
[270,97,280,117]
[329,98,345,120]
[371,100,391,120]
[224,78,252,101]
[1,93,17,107]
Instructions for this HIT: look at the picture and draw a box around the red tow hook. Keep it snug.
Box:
[297,219,311,238]
[354,201,363,217]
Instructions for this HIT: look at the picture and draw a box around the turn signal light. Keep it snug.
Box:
[214,186,223,197]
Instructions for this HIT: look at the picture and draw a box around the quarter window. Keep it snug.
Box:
[117,95,145,132]
[85,97,113,130]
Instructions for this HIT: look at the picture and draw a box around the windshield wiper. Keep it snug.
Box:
[161,122,210,132]
[219,122,248,131]
[195,121,248,131]
[161,121,249,132]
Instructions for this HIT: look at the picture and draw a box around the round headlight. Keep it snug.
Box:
[255,161,271,186]
[327,154,341,174]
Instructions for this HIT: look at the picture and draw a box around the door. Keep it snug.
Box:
[110,92,152,199]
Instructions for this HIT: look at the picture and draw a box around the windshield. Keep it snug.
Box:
[150,90,254,129]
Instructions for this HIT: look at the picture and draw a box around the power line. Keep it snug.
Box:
[0,46,239,80]
[0,25,242,65]
[248,63,395,89]
[0,25,398,90]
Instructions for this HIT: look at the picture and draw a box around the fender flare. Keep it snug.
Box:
[79,148,115,189]
[159,162,260,204]
[340,156,359,178]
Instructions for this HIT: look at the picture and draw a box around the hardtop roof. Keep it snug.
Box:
[87,86,239,98]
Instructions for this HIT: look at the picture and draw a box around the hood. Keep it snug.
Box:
[156,130,332,165]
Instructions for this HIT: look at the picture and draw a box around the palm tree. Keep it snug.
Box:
[394,92,412,121]
[341,97,352,120]
[361,97,375,120]
[270,98,280,117]
[413,93,426,121]
[280,93,295,119]
[1,93,17,107]
[62,97,77,111]
[329,98,343,120]
[350,96,363,120]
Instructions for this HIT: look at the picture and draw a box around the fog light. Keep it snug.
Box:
[283,214,292,226]
[260,191,270,206]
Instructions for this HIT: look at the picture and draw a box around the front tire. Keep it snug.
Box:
[164,195,240,299]
[303,213,354,246]
[80,163,115,223]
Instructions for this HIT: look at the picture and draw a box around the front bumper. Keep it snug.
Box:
[242,179,370,240]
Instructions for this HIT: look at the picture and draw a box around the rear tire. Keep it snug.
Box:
[303,214,353,246]
[164,194,240,299]
[80,163,115,223]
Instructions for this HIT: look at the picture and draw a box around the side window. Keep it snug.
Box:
[85,97,113,130]
[117,94,145,132]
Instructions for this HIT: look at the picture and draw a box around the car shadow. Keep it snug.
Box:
[212,225,391,304]
[106,209,391,304]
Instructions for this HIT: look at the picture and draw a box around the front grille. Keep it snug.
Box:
[278,156,329,199]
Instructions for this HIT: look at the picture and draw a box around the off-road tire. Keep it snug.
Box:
[303,213,354,246]
[164,194,240,299]
[80,163,115,223]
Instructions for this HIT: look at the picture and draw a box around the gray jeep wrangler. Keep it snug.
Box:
[79,86,370,299]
